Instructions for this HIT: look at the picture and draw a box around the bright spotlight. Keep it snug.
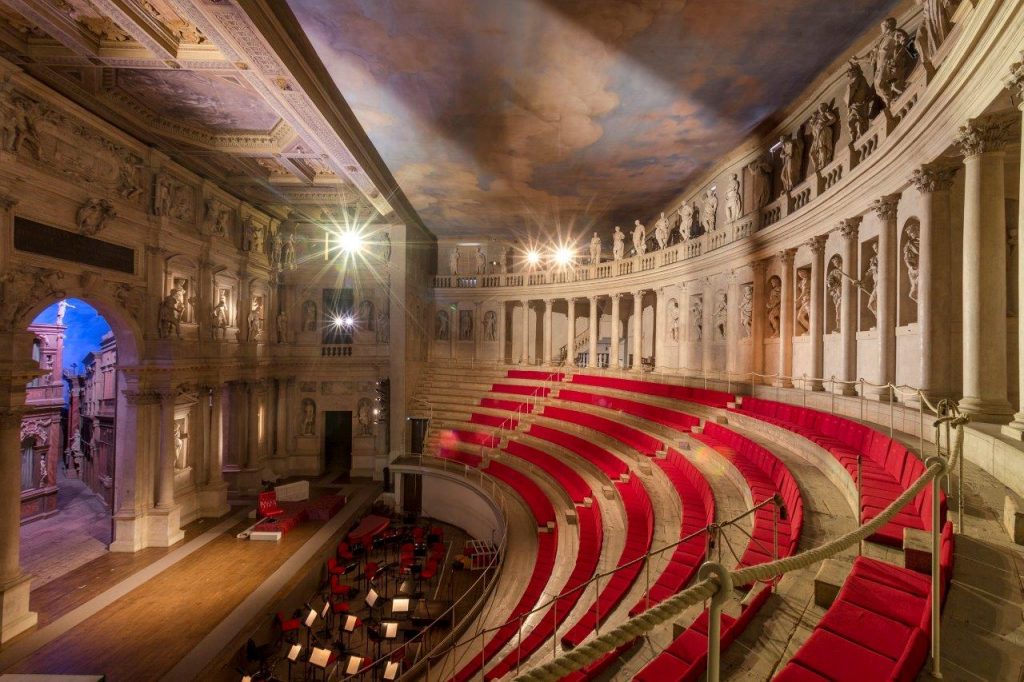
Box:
[554,247,574,266]
[341,315,354,327]
[338,230,363,254]
[526,250,541,266]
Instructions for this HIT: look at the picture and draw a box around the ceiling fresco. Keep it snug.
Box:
[288,0,904,239]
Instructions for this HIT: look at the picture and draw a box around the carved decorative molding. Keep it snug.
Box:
[805,235,827,255]
[909,164,959,193]
[838,217,863,240]
[20,416,52,446]
[777,249,796,266]
[123,389,164,405]
[871,194,900,222]
[955,113,1017,157]
[1006,55,1024,107]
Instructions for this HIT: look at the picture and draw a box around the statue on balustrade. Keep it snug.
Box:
[612,226,625,260]
[868,17,915,107]
[778,132,803,194]
[845,60,875,142]
[436,310,450,341]
[701,189,718,233]
[766,276,782,337]
[632,220,646,256]
[483,310,497,341]
[865,242,880,322]
[668,299,680,342]
[284,233,297,271]
[827,256,844,330]
[448,247,460,276]
[903,222,920,302]
[475,247,486,274]
[302,300,317,332]
[459,310,473,341]
[691,296,703,341]
[745,158,772,211]
[714,292,728,341]
[654,212,669,250]
[725,174,742,222]
[678,202,693,241]
[808,102,838,173]
[270,230,284,271]
[795,269,811,334]
[590,232,602,264]
[915,0,956,64]
[739,284,753,338]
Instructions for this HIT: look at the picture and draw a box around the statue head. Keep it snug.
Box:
[881,17,896,33]
[846,59,863,79]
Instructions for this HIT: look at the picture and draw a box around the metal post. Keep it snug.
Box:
[926,455,948,679]
[593,575,601,635]
[830,376,835,414]
[772,502,779,589]
[889,384,895,437]
[698,562,733,682]
[552,597,558,659]
[857,454,863,557]
[516,614,523,676]
[859,379,865,421]
[645,557,651,611]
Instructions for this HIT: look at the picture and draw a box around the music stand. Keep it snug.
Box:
[309,646,333,682]
[319,601,332,639]
[303,607,317,648]
[345,655,364,676]
[390,597,410,620]
[384,660,400,681]
[286,643,302,682]
[365,587,382,625]
[342,614,360,651]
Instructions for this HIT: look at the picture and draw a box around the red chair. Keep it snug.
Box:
[327,558,346,578]
[337,541,354,562]
[330,575,357,598]
[258,490,284,519]
[420,558,438,583]
[276,610,302,642]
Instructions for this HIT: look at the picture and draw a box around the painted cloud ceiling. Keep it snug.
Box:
[288,0,903,239]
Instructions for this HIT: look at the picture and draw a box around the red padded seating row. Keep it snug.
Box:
[506,369,565,381]
[478,397,532,412]
[629,448,715,615]
[504,440,591,503]
[438,428,499,449]
[732,397,944,546]
[561,477,654,648]
[438,448,556,528]
[490,383,551,397]
[634,587,771,681]
[542,404,663,456]
[527,424,628,479]
[556,388,701,431]
[469,412,517,429]
[775,522,954,682]
[569,373,733,407]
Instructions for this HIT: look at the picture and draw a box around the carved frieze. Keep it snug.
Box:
[76,198,117,236]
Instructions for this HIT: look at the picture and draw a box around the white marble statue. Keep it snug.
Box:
[868,18,915,106]
[865,242,880,321]
[725,174,742,222]
[211,295,228,338]
[300,399,316,436]
[903,223,920,302]
[766,276,782,337]
[795,269,811,334]
[56,299,74,325]
[827,257,844,330]
[714,292,728,341]
[283,233,297,270]
[808,102,838,173]
[632,220,646,256]
[691,296,703,341]
[270,230,284,270]
[845,60,873,142]
[436,310,450,341]
[589,232,602,264]
[173,422,185,469]
[915,0,955,63]
[475,246,486,274]
[701,188,718,233]
[739,284,753,338]
[678,202,693,241]
[158,286,184,339]
[448,247,460,276]
[745,158,773,211]
[654,212,669,250]
[778,133,803,194]
[483,310,497,341]
[669,298,680,342]
[612,226,625,260]
[248,298,263,340]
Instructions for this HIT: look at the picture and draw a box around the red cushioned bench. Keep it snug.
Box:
[438,427,499,449]
[634,587,771,681]
[542,404,663,456]
[732,397,944,547]
[479,397,532,412]
[507,369,565,381]
[504,440,592,503]
[775,522,954,682]
[491,382,551,397]
[469,412,517,429]
[569,373,733,408]
[527,424,628,479]
[556,388,701,431]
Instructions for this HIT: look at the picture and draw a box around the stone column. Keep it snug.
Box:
[701,281,713,376]
[0,406,37,642]
[274,379,288,458]
[473,302,481,362]
[520,299,531,365]
[751,265,766,383]
[654,288,667,372]
[566,298,576,366]
[497,301,507,364]
[1004,65,1024,437]
[199,384,229,517]
[677,283,689,372]
[868,194,900,399]
[156,390,176,509]
[776,249,796,387]
[542,298,553,366]
[726,274,740,378]
[807,236,827,390]
[838,218,862,395]
[588,295,599,368]
[246,383,260,468]
[631,290,644,370]
[910,164,958,406]
[610,293,621,369]
[958,114,1015,422]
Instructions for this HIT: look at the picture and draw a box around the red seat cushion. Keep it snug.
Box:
[791,629,896,681]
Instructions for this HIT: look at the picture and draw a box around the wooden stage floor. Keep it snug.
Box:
[0,480,381,681]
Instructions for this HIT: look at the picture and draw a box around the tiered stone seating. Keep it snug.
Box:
[629,449,714,616]
[490,382,551,397]
[775,522,954,681]
[541,405,663,456]
[568,373,733,408]
[560,477,654,648]
[555,388,701,431]
[692,422,804,566]
[731,397,945,546]
[438,447,555,528]
[526,424,628,480]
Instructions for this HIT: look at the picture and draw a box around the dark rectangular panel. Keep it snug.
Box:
[13,217,135,274]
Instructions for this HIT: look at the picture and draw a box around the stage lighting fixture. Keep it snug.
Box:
[554,246,573,266]
[526,250,541,266]
[338,230,363,254]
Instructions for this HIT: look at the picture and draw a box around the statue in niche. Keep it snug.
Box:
[612,226,625,260]
[158,285,185,339]
[357,397,374,436]
[483,310,497,341]
[248,297,264,340]
[915,0,955,63]
[714,292,728,341]
[0,84,40,159]
[283,233,297,270]
[241,217,255,252]
[301,300,317,332]
[654,212,670,250]
[300,398,316,436]
[475,246,486,274]
[865,242,880,321]
[211,294,229,338]
[381,233,391,263]
[448,247,460,275]
[795,269,811,334]
[668,299,680,342]
[725,174,742,222]
[778,132,803,194]
[459,310,473,341]
[867,18,915,106]
[359,300,376,331]
[691,297,703,341]
[276,309,289,343]
[827,256,844,330]
[435,310,450,341]
[116,154,143,200]
[740,284,753,338]
[745,158,773,211]
[270,230,284,270]
[173,421,185,469]
[807,102,838,173]
[39,454,48,487]
[701,189,718,233]
[844,60,874,142]
[903,223,920,302]
[589,233,602,264]
[766,276,782,337]
[632,220,646,256]
[76,198,117,236]
[678,202,693,241]
[376,307,389,343]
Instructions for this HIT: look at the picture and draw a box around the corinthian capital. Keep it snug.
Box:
[909,163,958,193]
[871,194,900,222]
[956,113,1017,157]
[1007,55,1024,108]
[777,248,796,266]
[838,217,862,240]
[804,235,827,255]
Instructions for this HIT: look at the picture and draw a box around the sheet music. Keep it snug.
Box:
[391,597,410,613]
[344,615,359,632]
[384,621,398,638]
[304,609,317,627]
[309,647,332,667]
[345,656,364,674]
[384,661,400,680]
[287,644,301,662]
